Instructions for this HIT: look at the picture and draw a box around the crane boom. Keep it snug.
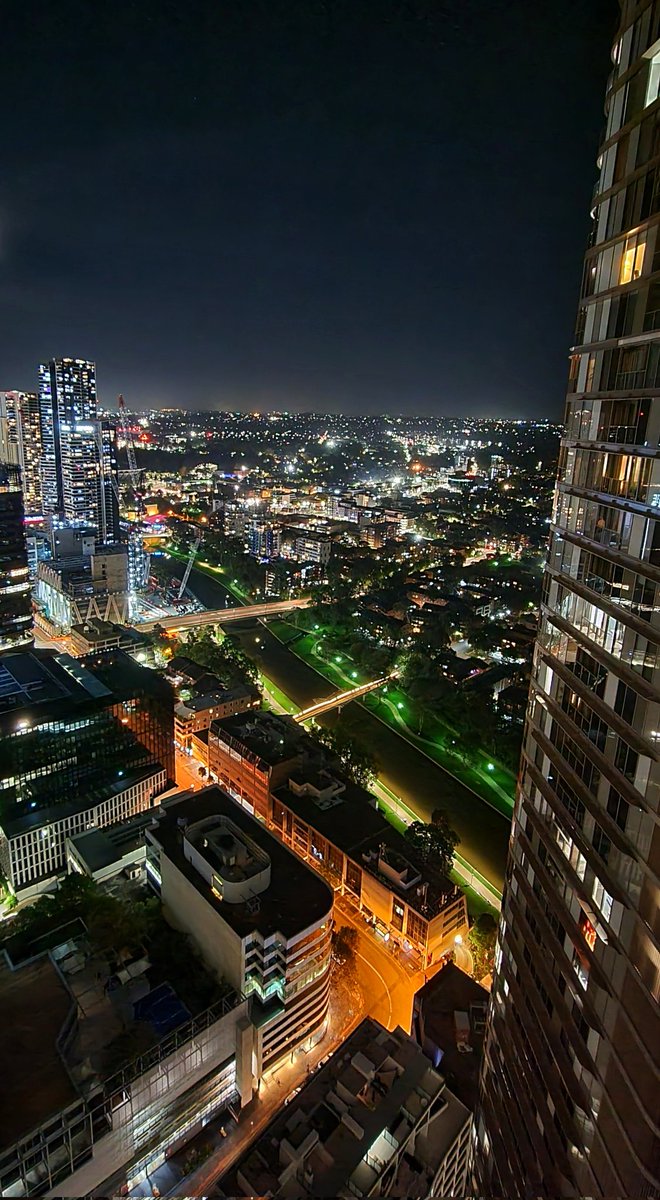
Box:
[117,394,141,491]
[178,535,202,600]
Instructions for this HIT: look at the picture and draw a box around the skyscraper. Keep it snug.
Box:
[59,420,120,543]
[0,462,33,652]
[476,6,660,1198]
[38,357,97,515]
[0,391,43,514]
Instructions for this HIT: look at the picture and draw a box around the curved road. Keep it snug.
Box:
[173,563,510,888]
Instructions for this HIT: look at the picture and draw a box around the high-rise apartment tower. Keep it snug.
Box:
[476,5,660,1198]
[38,357,97,516]
[0,391,43,515]
[0,462,33,653]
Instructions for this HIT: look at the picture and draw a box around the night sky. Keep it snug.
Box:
[2,0,617,417]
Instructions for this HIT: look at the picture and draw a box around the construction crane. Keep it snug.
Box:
[178,534,202,600]
[117,395,140,488]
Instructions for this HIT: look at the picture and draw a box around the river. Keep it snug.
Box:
[166,560,510,887]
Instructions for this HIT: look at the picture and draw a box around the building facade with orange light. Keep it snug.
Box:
[271,771,468,968]
[206,711,304,822]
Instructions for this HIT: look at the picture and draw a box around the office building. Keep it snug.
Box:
[59,420,120,543]
[476,6,660,1197]
[0,462,33,653]
[222,1017,471,1200]
[146,786,334,1073]
[0,391,43,514]
[0,648,174,893]
[39,357,97,515]
[36,540,130,633]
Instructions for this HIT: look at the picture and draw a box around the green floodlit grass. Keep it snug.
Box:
[165,546,249,602]
[268,626,516,818]
[260,675,299,715]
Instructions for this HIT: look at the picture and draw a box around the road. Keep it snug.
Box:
[333,894,422,1033]
[175,748,206,793]
[134,596,310,633]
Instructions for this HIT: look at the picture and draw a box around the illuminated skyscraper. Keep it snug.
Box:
[59,420,120,543]
[0,391,43,515]
[476,5,660,1197]
[39,357,97,515]
[0,462,33,652]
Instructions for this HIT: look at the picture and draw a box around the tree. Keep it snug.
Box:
[332,925,359,971]
[316,724,378,788]
[404,818,459,877]
[468,912,499,980]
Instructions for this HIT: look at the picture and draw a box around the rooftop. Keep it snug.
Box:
[151,786,333,940]
[0,957,77,1153]
[0,647,172,733]
[412,963,489,1111]
[68,810,156,875]
[209,710,309,768]
[175,683,258,717]
[223,1018,469,1200]
[274,771,458,919]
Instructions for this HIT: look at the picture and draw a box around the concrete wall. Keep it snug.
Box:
[159,852,245,992]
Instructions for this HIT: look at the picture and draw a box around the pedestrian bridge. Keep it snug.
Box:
[294,674,395,722]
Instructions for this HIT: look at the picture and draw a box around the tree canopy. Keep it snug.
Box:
[404,813,459,878]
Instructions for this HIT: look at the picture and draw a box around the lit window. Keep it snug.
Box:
[592,877,613,923]
[620,236,646,284]
[645,47,660,108]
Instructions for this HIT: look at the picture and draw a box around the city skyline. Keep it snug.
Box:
[2,0,616,416]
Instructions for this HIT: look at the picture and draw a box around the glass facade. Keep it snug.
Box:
[0,392,43,514]
[0,462,33,652]
[39,358,97,515]
[59,420,120,543]
[0,650,174,831]
[476,5,660,1198]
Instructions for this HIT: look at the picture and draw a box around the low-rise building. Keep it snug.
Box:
[174,684,260,753]
[206,711,307,821]
[146,786,334,1073]
[222,1017,471,1200]
[271,770,468,968]
[66,810,157,884]
[411,962,489,1114]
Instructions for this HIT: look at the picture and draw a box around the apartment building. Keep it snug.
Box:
[174,685,260,753]
[206,711,306,822]
[271,770,468,969]
[222,1018,471,1200]
[146,786,334,1073]
[476,5,660,1196]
